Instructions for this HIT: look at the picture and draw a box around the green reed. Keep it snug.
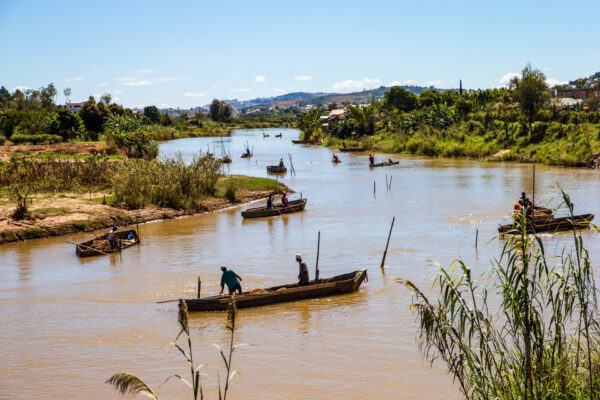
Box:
[398,190,599,400]
[107,301,241,400]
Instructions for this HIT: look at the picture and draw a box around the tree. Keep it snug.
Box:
[63,88,71,103]
[79,97,104,138]
[510,64,548,137]
[40,83,57,110]
[143,105,161,124]
[328,102,339,111]
[418,89,442,108]
[56,109,82,141]
[159,113,172,126]
[100,93,112,105]
[209,99,232,122]
[346,99,377,136]
[383,86,418,112]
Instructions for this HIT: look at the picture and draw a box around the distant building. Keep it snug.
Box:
[551,97,583,107]
[556,87,600,100]
[321,109,346,130]
[66,101,85,113]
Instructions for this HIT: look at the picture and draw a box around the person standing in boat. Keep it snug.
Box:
[281,192,289,207]
[108,226,118,250]
[219,265,243,295]
[519,192,533,216]
[369,154,375,166]
[296,254,309,286]
[279,158,285,168]
[333,154,339,163]
[266,193,274,209]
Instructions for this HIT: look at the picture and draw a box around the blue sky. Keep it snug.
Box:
[1,0,599,108]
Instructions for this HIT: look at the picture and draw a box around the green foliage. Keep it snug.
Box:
[106,130,159,159]
[209,99,233,122]
[0,134,4,145]
[10,134,62,144]
[418,89,442,108]
[398,191,600,400]
[79,97,107,138]
[224,176,242,203]
[296,107,326,140]
[346,99,378,136]
[112,155,221,210]
[143,106,161,124]
[383,86,418,112]
[9,184,30,220]
[511,64,549,129]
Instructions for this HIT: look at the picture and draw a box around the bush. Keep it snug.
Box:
[106,130,159,159]
[10,134,62,144]
[0,135,5,145]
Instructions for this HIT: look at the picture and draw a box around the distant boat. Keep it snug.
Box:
[267,165,287,174]
[292,139,318,144]
[220,155,232,164]
[241,153,252,159]
[370,161,399,168]
[339,147,365,152]
[179,269,367,311]
[241,198,307,218]
[75,229,140,257]
[498,213,594,234]
[275,133,283,138]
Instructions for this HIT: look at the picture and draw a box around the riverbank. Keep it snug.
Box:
[319,121,600,168]
[0,175,289,245]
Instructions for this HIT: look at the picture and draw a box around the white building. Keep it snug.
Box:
[66,101,85,113]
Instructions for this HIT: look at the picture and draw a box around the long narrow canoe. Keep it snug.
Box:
[292,139,318,144]
[75,229,140,257]
[241,153,252,158]
[370,161,399,168]
[339,147,365,152]
[180,269,368,311]
[267,165,287,174]
[242,198,307,218]
[498,214,594,234]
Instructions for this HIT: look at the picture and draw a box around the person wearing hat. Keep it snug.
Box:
[108,226,118,250]
[219,265,243,295]
[296,254,309,286]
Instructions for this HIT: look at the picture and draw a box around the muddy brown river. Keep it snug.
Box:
[1,128,598,399]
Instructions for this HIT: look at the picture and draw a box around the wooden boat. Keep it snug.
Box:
[275,133,283,138]
[332,159,342,164]
[292,139,318,144]
[241,198,307,218]
[370,161,399,168]
[241,152,252,158]
[75,229,140,257]
[263,133,270,137]
[180,269,367,311]
[220,156,232,164]
[498,214,594,234]
[339,147,365,152]
[267,165,287,174]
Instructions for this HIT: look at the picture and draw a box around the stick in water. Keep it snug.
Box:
[315,231,321,281]
[380,216,396,269]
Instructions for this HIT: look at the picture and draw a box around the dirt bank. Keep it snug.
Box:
[0,142,108,162]
[0,189,273,245]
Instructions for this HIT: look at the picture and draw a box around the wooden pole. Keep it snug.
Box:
[315,231,321,281]
[532,163,535,209]
[380,217,395,268]
[386,174,388,191]
[475,229,478,249]
[374,181,376,195]
[136,217,140,239]
[197,277,201,298]
[389,175,393,190]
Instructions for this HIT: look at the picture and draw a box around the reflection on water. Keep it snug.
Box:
[1,128,599,399]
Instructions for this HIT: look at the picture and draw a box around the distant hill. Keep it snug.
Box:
[232,85,430,113]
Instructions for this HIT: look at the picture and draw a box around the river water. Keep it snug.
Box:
[1,128,599,399]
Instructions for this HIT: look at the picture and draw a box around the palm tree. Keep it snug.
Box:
[346,97,377,136]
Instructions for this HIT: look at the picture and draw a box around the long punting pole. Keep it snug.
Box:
[197,277,201,298]
[380,217,396,269]
[315,231,321,280]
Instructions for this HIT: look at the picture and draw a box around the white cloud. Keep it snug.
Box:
[183,92,207,97]
[389,80,401,86]
[65,76,84,82]
[427,80,441,86]
[133,68,156,74]
[254,75,266,82]
[546,78,567,87]
[124,80,152,86]
[13,86,30,91]
[499,72,519,84]
[331,77,380,90]
[230,88,251,92]
[403,79,415,85]
[98,82,108,87]
[114,89,123,94]
[294,75,312,81]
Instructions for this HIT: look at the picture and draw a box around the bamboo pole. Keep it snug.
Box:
[197,277,202,298]
[374,181,376,195]
[475,229,479,249]
[532,164,536,209]
[380,217,395,268]
[389,175,393,190]
[315,231,321,280]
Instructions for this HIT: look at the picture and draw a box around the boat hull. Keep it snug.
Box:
[241,198,307,218]
[75,229,140,257]
[498,214,594,234]
[370,161,399,168]
[339,147,365,152]
[181,270,367,311]
[292,140,318,144]
[266,165,287,174]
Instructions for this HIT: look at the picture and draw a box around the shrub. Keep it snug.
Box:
[10,134,62,144]
[106,130,159,159]
[0,135,5,145]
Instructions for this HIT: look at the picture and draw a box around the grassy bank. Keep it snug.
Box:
[321,121,600,167]
[0,157,288,244]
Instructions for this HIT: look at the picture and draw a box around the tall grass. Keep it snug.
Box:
[107,300,241,400]
[112,155,222,210]
[398,190,599,399]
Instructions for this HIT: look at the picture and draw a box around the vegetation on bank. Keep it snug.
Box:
[398,191,600,399]
[299,65,600,167]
